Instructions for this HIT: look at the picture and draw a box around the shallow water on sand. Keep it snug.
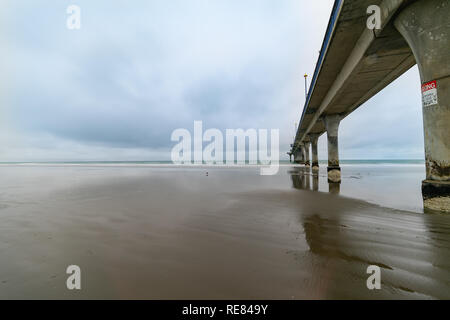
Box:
[0,164,449,299]
[294,163,426,213]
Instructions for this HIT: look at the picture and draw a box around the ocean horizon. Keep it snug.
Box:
[0,159,426,165]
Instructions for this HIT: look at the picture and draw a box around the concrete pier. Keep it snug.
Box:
[324,115,341,183]
[300,144,306,165]
[308,134,320,171]
[289,0,449,212]
[395,0,450,212]
[304,141,311,167]
[294,149,303,164]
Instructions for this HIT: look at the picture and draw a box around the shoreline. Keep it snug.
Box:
[0,161,425,167]
[0,163,426,213]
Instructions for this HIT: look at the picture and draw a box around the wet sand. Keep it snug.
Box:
[0,165,449,299]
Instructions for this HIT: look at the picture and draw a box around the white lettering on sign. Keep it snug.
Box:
[422,80,438,107]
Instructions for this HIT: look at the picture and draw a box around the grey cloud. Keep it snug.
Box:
[0,0,425,161]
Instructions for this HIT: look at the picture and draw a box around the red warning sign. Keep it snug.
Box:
[422,80,438,107]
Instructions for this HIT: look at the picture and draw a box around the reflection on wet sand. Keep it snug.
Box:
[289,165,450,299]
[0,165,448,299]
[289,168,307,190]
[299,206,450,299]
[328,182,340,194]
[312,173,319,192]
[289,167,339,195]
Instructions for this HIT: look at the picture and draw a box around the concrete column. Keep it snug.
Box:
[293,149,302,164]
[395,0,450,213]
[324,115,342,183]
[300,144,306,165]
[304,142,311,167]
[308,134,321,171]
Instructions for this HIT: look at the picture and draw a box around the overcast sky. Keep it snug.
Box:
[0,0,424,161]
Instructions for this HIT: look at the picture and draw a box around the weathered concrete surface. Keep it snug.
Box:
[294,149,303,164]
[324,115,342,183]
[308,133,321,171]
[300,145,306,164]
[395,0,450,213]
[304,142,311,167]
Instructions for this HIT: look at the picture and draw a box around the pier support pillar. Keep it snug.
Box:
[324,115,342,183]
[304,142,311,167]
[293,149,302,164]
[300,144,306,165]
[395,0,450,213]
[308,134,321,172]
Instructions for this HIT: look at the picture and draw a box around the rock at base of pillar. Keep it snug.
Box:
[305,161,311,167]
[327,166,341,183]
[422,180,450,213]
[312,164,319,173]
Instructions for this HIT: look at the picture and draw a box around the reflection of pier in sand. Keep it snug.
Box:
[288,164,450,298]
[289,167,340,195]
